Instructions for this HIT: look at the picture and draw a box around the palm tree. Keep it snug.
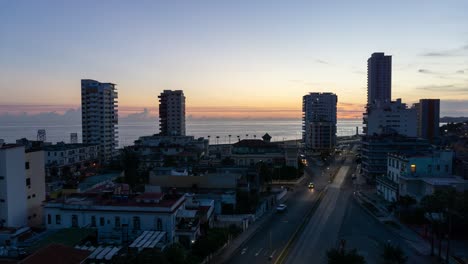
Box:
[381,243,407,264]
[228,134,232,144]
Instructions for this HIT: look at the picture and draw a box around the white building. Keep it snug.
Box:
[25,150,46,227]
[363,98,417,137]
[0,145,27,228]
[81,79,118,163]
[302,92,337,151]
[158,90,186,136]
[43,143,99,178]
[376,150,468,202]
[44,192,213,245]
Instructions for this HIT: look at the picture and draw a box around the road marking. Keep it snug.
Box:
[241,247,248,255]
[255,248,263,256]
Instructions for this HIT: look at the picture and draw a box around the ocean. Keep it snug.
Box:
[0,119,363,147]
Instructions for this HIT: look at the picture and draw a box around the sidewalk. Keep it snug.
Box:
[211,190,294,264]
[354,190,432,256]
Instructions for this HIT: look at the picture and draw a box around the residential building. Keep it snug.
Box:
[367,52,392,105]
[231,136,299,168]
[360,135,431,182]
[43,142,99,179]
[133,135,208,170]
[158,90,186,136]
[0,145,27,228]
[416,99,440,142]
[377,150,468,202]
[44,192,213,245]
[81,79,118,163]
[363,98,417,137]
[302,92,337,151]
[25,149,45,227]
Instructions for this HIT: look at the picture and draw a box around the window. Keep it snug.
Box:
[47,214,51,224]
[91,216,96,227]
[436,165,440,171]
[26,178,31,186]
[71,215,78,227]
[156,218,163,231]
[55,215,61,225]
[428,165,432,173]
[115,216,121,228]
[445,165,449,173]
[25,162,30,170]
[133,216,141,230]
[410,164,416,173]
[100,217,105,226]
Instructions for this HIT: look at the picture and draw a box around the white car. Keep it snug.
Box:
[276,204,287,212]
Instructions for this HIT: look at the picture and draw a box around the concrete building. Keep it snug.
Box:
[158,90,185,136]
[0,145,27,228]
[377,150,468,202]
[302,92,337,151]
[81,79,118,163]
[361,135,431,182]
[363,99,417,137]
[416,99,440,142]
[43,143,99,179]
[367,52,392,105]
[25,150,46,227]
[44,192,214,245]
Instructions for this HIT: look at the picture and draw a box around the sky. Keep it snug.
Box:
[1,0,467,120]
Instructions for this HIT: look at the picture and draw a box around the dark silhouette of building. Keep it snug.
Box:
[367,52,392,105]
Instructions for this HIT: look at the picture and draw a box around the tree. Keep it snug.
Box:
[381,243,407,264]
[327,248,366,264]
[163,243,186,264]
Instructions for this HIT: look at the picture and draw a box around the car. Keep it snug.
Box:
[276,204,287,212]
[308,182,315,189]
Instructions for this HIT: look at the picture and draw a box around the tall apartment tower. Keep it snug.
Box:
[81,79,118,163]
[417,99,440,142]
[367,52,392,105]
[158,90,186,136]
[302,92,337,151]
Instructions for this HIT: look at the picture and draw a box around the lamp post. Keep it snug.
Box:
[228,135,232,144]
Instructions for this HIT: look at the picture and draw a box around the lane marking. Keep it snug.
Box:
[255,248,263,256]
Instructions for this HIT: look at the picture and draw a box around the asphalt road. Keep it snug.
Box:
[284,152,434,264]
[226,161,331,264]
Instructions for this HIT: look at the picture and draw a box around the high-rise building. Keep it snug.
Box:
[363,99,417,137]
[416,99,440,142]
[158,90,185,136]
[367,52,392,105]
[81,79,118,163]
[302,92,337,151]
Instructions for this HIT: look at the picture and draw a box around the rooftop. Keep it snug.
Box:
[233,139,279,148]
[43,143,99,151]
[21,243,90,264]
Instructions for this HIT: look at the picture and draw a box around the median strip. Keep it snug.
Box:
[274,186,328,264]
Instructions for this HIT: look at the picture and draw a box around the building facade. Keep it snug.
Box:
[367,52,392,105]
[25,150,46,227]
[416,99,440,142]
[0,145,27,228]
[43,143,99,178]
[81,79,118,163]
[158,90,186,136]
[363,99,417,137]
[360,135,431,182]
[376,150,468,202]
[302,92,337,151]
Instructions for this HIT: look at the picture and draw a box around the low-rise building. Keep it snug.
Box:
[377,150,468,202]
[43,142,99,179]
[43,191,213,245]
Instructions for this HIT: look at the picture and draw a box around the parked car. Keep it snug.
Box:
[276,204,287,213]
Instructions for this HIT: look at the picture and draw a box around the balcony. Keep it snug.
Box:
[376,175,398,191]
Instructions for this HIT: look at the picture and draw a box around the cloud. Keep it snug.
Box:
[456,70,464,74]
[418,69,437,74]
[315,59,329,64]
[420,43,468,57]
[416,84,468,92]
